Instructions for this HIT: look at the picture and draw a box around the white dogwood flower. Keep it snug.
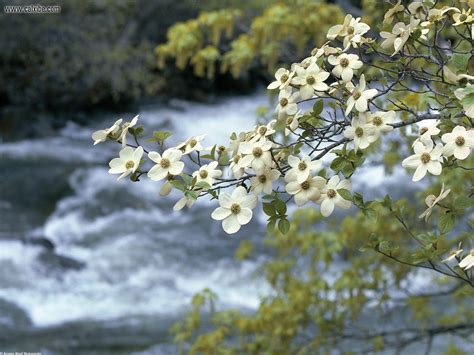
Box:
[317,176,352,217]
[345,75,378,115]
[442,248,463,263]
[291,63,329,100]
[250,120,276,142]
[408,1,426,20]
[402,140,443,182]
[344,116,377,150]
[286,176,326,206]
[453,8,473,26]
[365,110,395,138]
[459,250,474,270]
[173,193,196,211]
[192,161,222,187]
[119,115,139,147]
[419,183,451,221]
[159,180,173,196]
[250,168,281,195]
[414,119,440,145]
[384,0,404,24]
[454,84,474,118]
[229,154,245,179]
[108,146,143,180]
[380,22,412,55]
[328,53,363,82]
[91,119,122,145]
[239,140,273,172]
[147,148,184,181]
[267,68,294,90]
[285,155,322,184]
[275,87,299,119]
[441,125,474,160]
[211,186,258,234]
[327,14,370,49]
[177,134,206,154]
[285,113,300,136]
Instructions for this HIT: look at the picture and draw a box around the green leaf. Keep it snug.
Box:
[312,100,324,116]
[337,188,352,201]
[267,218,276,233]
[455,196,473,209]
[195,181,211,190]
[382,195,392,208]
[341,163,355,178]
[278,219,291,234]
[451,52,470,72]
[438,213,455,234]
[153,130,173,144]
[263,202,276,217]
[330,157,346,171]
[274,199,287,216]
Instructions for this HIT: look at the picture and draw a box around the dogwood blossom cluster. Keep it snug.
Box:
[92,1,473,240]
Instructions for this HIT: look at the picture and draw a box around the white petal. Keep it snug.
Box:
[240,195,258,209]
[219,193,233,208]
[321,198,335,217]
[211,207,232,221]
[402,155,420,169]
[169,161,185,175]
[173,196,187,211]
[147,166,168,181]
[222,215,241,234]
[237,208,252,225]
[413,164,427,182]
[148,151,162,163]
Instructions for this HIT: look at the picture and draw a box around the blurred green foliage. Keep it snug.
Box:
[171,160,474,353]
[0,0,201,113]
[156,0,344,79]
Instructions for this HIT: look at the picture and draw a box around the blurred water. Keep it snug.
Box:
[0,93,275,353]
[0,92,427,353]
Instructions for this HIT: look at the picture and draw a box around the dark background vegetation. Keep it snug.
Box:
[0,0,358,139]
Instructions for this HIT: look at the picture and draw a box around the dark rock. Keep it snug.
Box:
[37,251,86,271]
[0,298,32,329]
[23,236,55,251]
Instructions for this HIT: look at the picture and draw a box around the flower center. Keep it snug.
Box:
[199,170,208,179]
[230,203,241,214]
[298,161,308,171]
[420,153,431,164]
[306,76,316,85]
[355,127,364,137]
[459,14,467,22]
[233,155,241,163]
[189,139,197,148]
[287,117,293,125]
[258,175,267,183]
[125,160,135,169]
[258,126,267,135]
[353,90,362,100]
[280,98,288,106]
[347,26,354,35]
[301,180,311,190]
[372,116,383,126]
[340,58,349,67]
[420,127,428,135]
[455,136,465,146]
[327,189,337,198]
[253,147,263,157]
[218,145,226,152]
[160,158,170,168]
[280,74,289,83]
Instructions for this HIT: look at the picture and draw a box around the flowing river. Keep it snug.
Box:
[0,92,450,354]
